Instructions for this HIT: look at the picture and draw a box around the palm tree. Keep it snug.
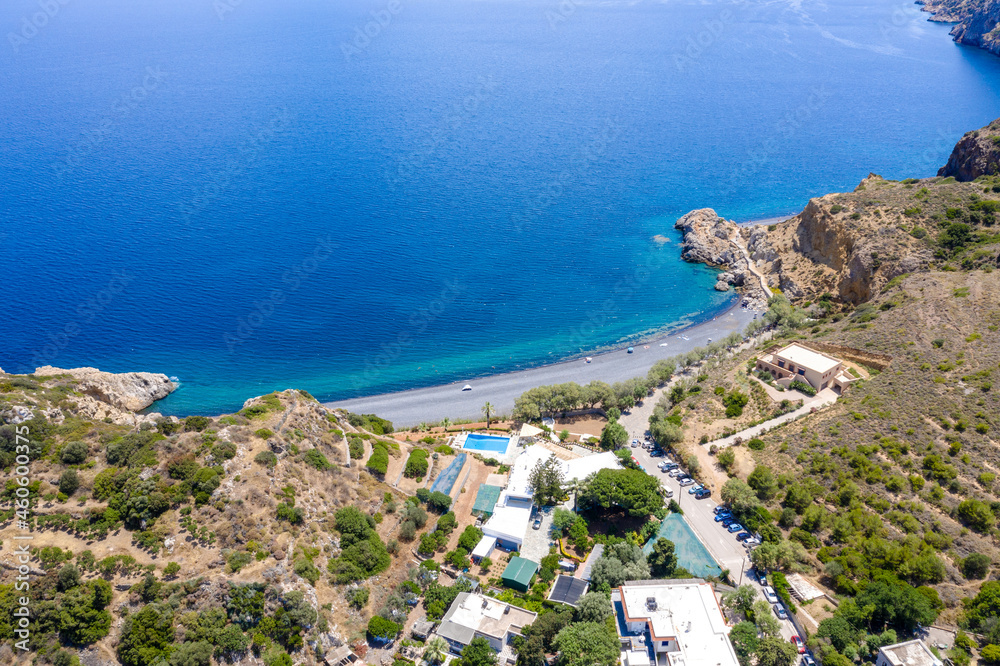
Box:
[482,402,494,429]
[425,637,448,665]
[564,478,581,512]
[441,417,451,432]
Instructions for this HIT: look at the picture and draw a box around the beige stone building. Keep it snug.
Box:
[755,343,856,393]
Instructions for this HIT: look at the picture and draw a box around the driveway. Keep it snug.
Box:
[628,444,799,643]
[520,506,555,563]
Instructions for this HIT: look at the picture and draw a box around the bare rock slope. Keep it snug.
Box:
[33,365,175,411]
[921,0,1000,57]
[938,117,1000,181]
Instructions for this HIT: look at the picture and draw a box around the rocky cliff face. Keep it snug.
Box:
[747,179,934,304]
[33,366,175,411]
[673,209,769,306]
[938,117,1000,181]
[920,0,1000,57]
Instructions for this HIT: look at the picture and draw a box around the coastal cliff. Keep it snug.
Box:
[939,117,1000,180]
[1,365,177,426]
[920,0,1000,57]
[675,119,1000,306]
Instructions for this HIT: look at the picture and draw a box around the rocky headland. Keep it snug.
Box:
[920,0,1000,57]
[674,117,1000,306]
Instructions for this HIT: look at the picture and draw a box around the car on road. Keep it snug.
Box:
[713,505,729,514]
[744,537,762,547]
[791,636,805,654]
[735,531,752,541]
[773,605,788,620]
[721,517,736,527]
[532,517,542,530]
[669,468,683,477]
[651,450,664,457]
[631,441,638,448]
[679,478,695,487]
[762,586,780,604]
[694,488,711,499]
[664,489,674,498]
[727,523,744,533]
[714,512,731,522]
[688,483,703,494]
[802,654,816,666]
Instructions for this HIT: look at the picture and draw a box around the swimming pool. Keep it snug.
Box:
[430,453,467,495]
[643,513,723,579]
[462,433,511,453]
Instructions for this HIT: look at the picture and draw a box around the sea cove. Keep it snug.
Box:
[3,0,1000,416]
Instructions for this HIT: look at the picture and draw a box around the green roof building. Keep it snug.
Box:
[501,556,538,592]
[472,484,503,518]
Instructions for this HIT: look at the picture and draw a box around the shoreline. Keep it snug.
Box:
[326,210,796,427]
[326,295,760,427]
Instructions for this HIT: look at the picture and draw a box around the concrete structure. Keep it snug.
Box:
[411,620,436,640]
[501,556,539,592]
[755,343,856,392]
[876,640,943,666]
[614,579,739,666]
[482,504,533,551]
[435,592,538,664]
[471,535,498,563]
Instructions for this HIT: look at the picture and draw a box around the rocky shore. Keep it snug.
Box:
[673,208,770,308]
[920,0,1000,58]
[939,117,1000,181]
[1,366,176,427]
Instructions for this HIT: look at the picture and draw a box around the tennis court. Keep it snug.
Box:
[429,453,467,495]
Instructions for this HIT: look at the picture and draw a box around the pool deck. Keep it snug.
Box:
[454,432,519,461]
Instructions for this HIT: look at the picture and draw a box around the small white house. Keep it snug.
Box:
[876,640,943,666]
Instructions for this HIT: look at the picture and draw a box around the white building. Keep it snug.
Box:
[755,343,855,393]
[434,592,538,664]
[876,640,943,666]
[614,579,739,666]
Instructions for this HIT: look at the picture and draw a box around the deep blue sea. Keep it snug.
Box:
[3,0,1000,416]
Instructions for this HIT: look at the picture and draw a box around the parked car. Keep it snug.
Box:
[714,512,731,522]
[744,537,762,547]
[721,517,736,527]
[791,636,805,654]
[664,489,674,498]
[688,483,703,494]
[679,478,695,487]
[631,441,638,448]
[651,450,664,457]
[762,586,779,604]
[727,523,745,533]
[735,531,752,541]
[773,604,788,620]
[713,505,729,514]
[802,653,817,666]
[694,488,711,499]
[532,517,542,530]
[669,469,683,477]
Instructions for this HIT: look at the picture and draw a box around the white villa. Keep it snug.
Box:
[755,343,856,393]
[613,579,739,666]
[434,592,538,664]
[875,640,944,666]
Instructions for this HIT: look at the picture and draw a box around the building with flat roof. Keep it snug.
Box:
[755,343,855,393]
[614,579,739,666]
[434,592,538,664]
[501,556,539,592]
[482,504,533,551]
[876,640,943,666]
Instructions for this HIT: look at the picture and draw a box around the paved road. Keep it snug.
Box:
[327,306,756,427]
[627,442,798,643]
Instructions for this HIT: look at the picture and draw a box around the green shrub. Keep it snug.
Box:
[349,437,365,459]
[59,469,80,496]
[60,440,89,465]
[212,441,237,460]
[367,443,389,476]
[254,451,278,467]
[404,448,429,479]
[255,428,274,439]
[303,449,332,471]
[184,416,211,432]
[367,616,400,641]
[747,438,765,450]
[789,380,817,397]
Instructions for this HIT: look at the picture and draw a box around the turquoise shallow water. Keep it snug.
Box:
[3,0,1000,415]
